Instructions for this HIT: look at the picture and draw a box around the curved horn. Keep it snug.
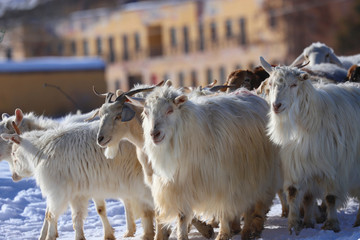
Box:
[329,52,344,68]
[11,121,21,135]
[295,60,310,69]
[290,53,305,67]
[209,85,232,92]
[115,80,165,103]
[93,86,114,103]
[206,80,217,88]
[260,57,273,74]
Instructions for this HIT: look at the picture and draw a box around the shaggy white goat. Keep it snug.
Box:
[0,109,130,240]
[291,42,360,69]
[95,84,214,239]
[2,120,155,240]
[137,81,282,240]
[261,56,360,235]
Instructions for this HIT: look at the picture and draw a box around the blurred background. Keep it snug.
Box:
[0,0,358,116]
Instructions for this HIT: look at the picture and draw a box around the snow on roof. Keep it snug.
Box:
[0,57,106,73]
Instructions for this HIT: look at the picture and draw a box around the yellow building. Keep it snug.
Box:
[0,57,106,117]
[0,0,288,92]
[63,0,287,91]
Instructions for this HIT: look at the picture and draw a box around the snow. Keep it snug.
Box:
[0,159,360,240]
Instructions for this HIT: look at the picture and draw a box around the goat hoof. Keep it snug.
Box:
[104,235,116,240]
[353,220,360,228]
[215,232,231,240]
[321,219,340,232]
[123,231,135,238]
[288,219,303,235]
[303,221,315,229]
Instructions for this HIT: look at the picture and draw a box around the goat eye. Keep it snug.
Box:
[166,108,173,115]
[144,110,149,116]
[115,115,121,120]
[290,83,297,88]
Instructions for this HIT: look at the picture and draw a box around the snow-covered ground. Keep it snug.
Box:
[1,160,360,240]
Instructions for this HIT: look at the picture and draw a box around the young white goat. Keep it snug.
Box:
[95,83,214,239]
[0,109,132,240]
[2,120,155,240]
[137,81,282,240]
[261,56,360,235]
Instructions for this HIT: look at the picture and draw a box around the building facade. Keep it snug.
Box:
[1,0,289,91]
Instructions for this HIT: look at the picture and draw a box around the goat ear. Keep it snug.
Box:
[121,104,136,122]
[1,133,21,144]
[165,80,172,87]
[174,95,188,107]
[299,73,309,81]
[2,113,9,120]
[290,53,305,67]
[329,52,344,68]
[260,57,273,74]
[14,108,23,126]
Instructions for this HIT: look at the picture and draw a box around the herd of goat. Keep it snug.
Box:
[1,42,360,240]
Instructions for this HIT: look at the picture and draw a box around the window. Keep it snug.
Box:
[57,42,63,56]
[206,68,213,84]
[96,37,102,56]
[115,79,121,90]
[6,47,12,60]
[225,19,233,39]
[170,27,177,48]
[71,41,77,56]
[198,23,205,51]
[134,32,141,52]
[109,36,115,63]
[178,71,185,87]
[210,21,217,42]
[191,70,197,87]
[269,10,277,28]
[122,34,129,61]
[239,17,247,45]
[163,73,169,82]
[219,66,226,84]
[83,39,89,56]
[183,26,189,54]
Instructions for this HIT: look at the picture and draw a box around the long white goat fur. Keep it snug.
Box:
[143,85,282,223]
[267,66,360,207]
[8,120,154,238]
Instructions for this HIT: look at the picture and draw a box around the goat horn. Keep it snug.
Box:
[209,85,232,92]
[206,80,217,88]
[93,86,115,103]
[11,121,21,135]
[115,80,165,103]
[84,109,99,122]
[295,61,310,69]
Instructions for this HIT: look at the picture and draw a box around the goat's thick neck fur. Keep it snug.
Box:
[268,76,360,205]
[144,86,280,221]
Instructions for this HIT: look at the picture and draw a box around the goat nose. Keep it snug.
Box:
[273,103,282,112]
[98,135,104,143]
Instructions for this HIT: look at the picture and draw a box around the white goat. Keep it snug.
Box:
[291,42,360,69]
[137,81,282,240]
[260,56,360,235]
[95,84,215,239]
[0,109,129,240]
[1,120,156,240]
